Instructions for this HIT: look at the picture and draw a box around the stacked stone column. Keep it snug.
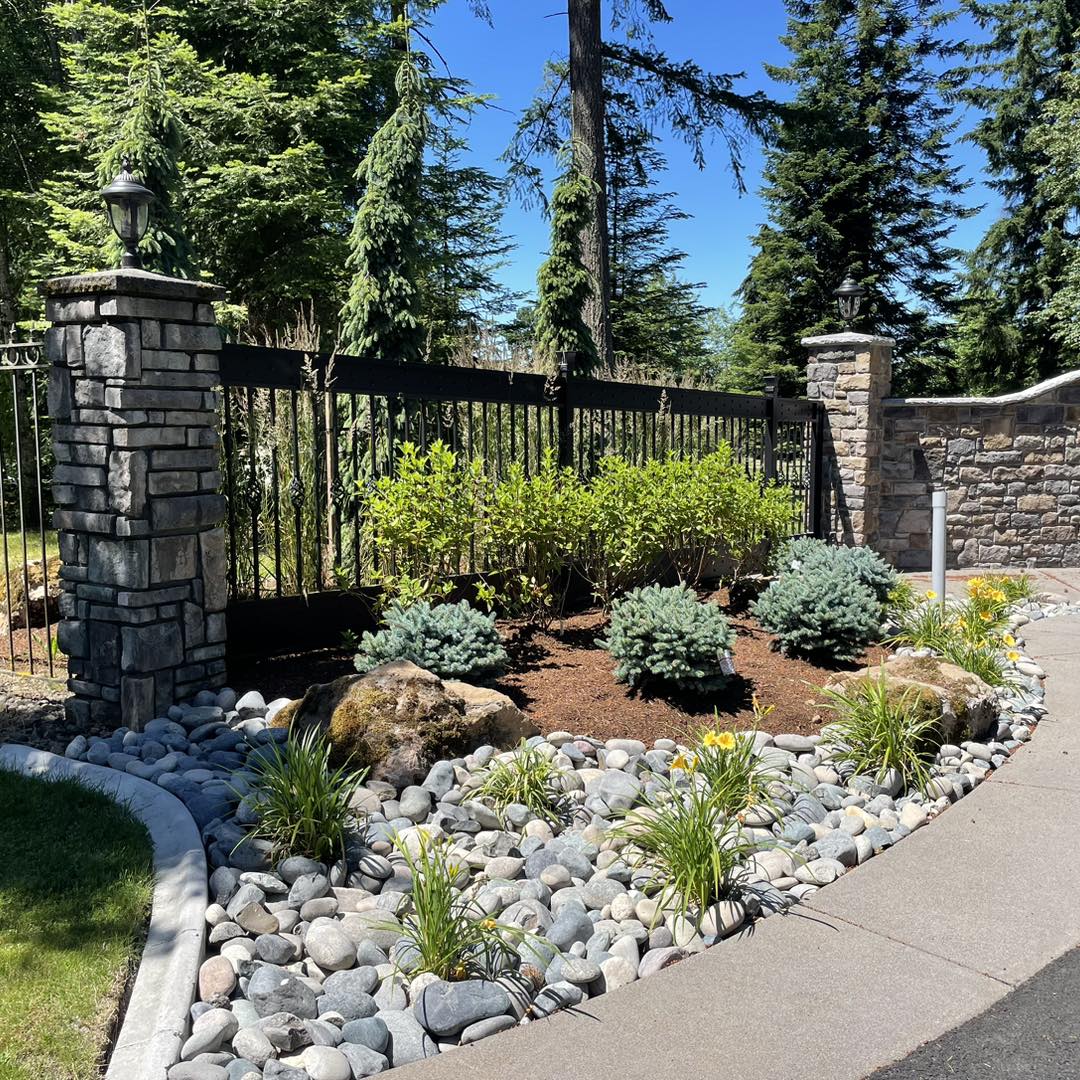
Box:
[804,332,893,549]
[45,270,228,728]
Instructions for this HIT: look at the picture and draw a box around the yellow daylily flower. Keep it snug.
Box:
[716,731,737,751]
[1002,633,1016,648]
[702,731,722,748]
[979,611,993,623]
[481,918,497,930]
[925,589,938,600]
[671,752,696,772]
[1006,650,1021,663]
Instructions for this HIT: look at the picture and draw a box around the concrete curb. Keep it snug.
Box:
[386,614,1080,1080]
[0,743,207,1080]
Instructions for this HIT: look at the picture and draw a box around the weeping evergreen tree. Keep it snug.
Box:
[952,0,1080,391]
[39,6,195,280]
[735,0,970,394]
[103,53,194,278]
[534,152,599,375]
[340,56,427,361]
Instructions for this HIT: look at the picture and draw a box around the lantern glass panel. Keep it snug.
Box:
[135,200,150,240]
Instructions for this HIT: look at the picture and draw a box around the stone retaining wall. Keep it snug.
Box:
[878,372,1080,570]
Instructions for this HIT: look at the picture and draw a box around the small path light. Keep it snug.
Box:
[101,157,154,270]
[833,276,866,325]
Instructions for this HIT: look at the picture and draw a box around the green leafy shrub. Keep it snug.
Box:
[355,599,507,680]
[613,776,756,927]
[364,442,489,605]
[752,561,881,661]
[476,740,568,823]
[819,670,941,794]
[599,584,735,691]
[483,452,590,623]
[774,537,898,604]
[241,727,367,862]
[389,834,539,980]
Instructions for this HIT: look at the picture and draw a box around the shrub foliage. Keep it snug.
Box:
[355,599,507,681]
[752,559,881,661]
[363,441,800,614]
[599,584,735,692]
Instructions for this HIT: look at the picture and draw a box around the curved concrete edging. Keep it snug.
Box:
[0,744,206,1080]
[390,614,1080,1080]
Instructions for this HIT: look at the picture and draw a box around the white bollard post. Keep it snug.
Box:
[931,487,947,603]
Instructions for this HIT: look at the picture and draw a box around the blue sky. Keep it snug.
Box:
[427,0,998,311]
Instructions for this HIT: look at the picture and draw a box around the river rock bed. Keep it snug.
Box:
[61,597,1077,1080]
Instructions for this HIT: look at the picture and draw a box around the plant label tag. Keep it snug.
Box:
[720,651,736,676]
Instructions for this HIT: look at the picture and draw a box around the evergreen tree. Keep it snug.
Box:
[1028,62,1080,357]
[0,0,58,330]
[606,114,709,377]
[505,1,771,371]
[534,156,600,375]
[953,0,1080,391]
[340,56,428,362]
[416,123,518,364]
[736,0,970,394]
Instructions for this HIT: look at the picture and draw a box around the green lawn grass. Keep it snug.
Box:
[0,770,154,1080]
[0,529,58,571]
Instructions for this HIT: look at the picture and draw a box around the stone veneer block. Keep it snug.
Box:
[803,332,894,550]
[45,269,228,728]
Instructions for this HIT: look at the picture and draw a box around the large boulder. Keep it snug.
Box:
[273,661,537,786]
[826,654,997,743]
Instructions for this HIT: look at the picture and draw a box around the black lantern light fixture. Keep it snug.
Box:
[833,275,866,325]
[101,157,154,270]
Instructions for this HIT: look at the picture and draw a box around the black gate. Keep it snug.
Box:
[0,341,57,677]
[219,344,824,650]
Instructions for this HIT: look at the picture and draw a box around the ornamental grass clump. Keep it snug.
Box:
[241,726,367,863]
[752,561,881,662]
[354,599,507,681]
[613,773,756,929]
[390,833,539,981]
[599,584,735,692]
[476,740,568,824]
[819,670,940,794]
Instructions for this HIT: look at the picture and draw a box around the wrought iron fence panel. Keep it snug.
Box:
[219,344,824,603]
[0,342,57,677]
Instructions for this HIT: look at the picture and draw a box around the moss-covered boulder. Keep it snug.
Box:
[273,660,538,787]
[827,655,997,744]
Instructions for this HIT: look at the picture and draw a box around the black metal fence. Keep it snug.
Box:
[219,344,824,646]
[0,341,57,677]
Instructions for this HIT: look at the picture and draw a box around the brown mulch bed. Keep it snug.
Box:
[231,595,889,747]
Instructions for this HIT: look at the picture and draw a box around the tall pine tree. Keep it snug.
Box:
[415,123,518,364]
[736,0,970,393]
[953,0,1080,391]
[340,55,427,361]
[606,116,709,378]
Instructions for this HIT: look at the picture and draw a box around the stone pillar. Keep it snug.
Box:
[803,332,893,549]
[44,270,228,729]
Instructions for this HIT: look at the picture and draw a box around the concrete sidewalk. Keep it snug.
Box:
[393,613,1080,1080]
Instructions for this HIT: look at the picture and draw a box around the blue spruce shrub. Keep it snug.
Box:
[752,560,881,661]
[773,537,897,605]
[600,584,735,692]
[355,600,507,681]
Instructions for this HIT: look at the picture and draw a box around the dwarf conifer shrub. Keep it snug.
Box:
[752,562,880,662]
[354,600,507,681]
[600,584,735,692]
[775,537,897,605]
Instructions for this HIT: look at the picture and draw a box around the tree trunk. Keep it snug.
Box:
[569,0,613,371]
[0,227,19,335]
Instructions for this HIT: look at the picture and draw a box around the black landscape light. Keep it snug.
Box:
[833,276,866,325]
[101,157,154,270]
